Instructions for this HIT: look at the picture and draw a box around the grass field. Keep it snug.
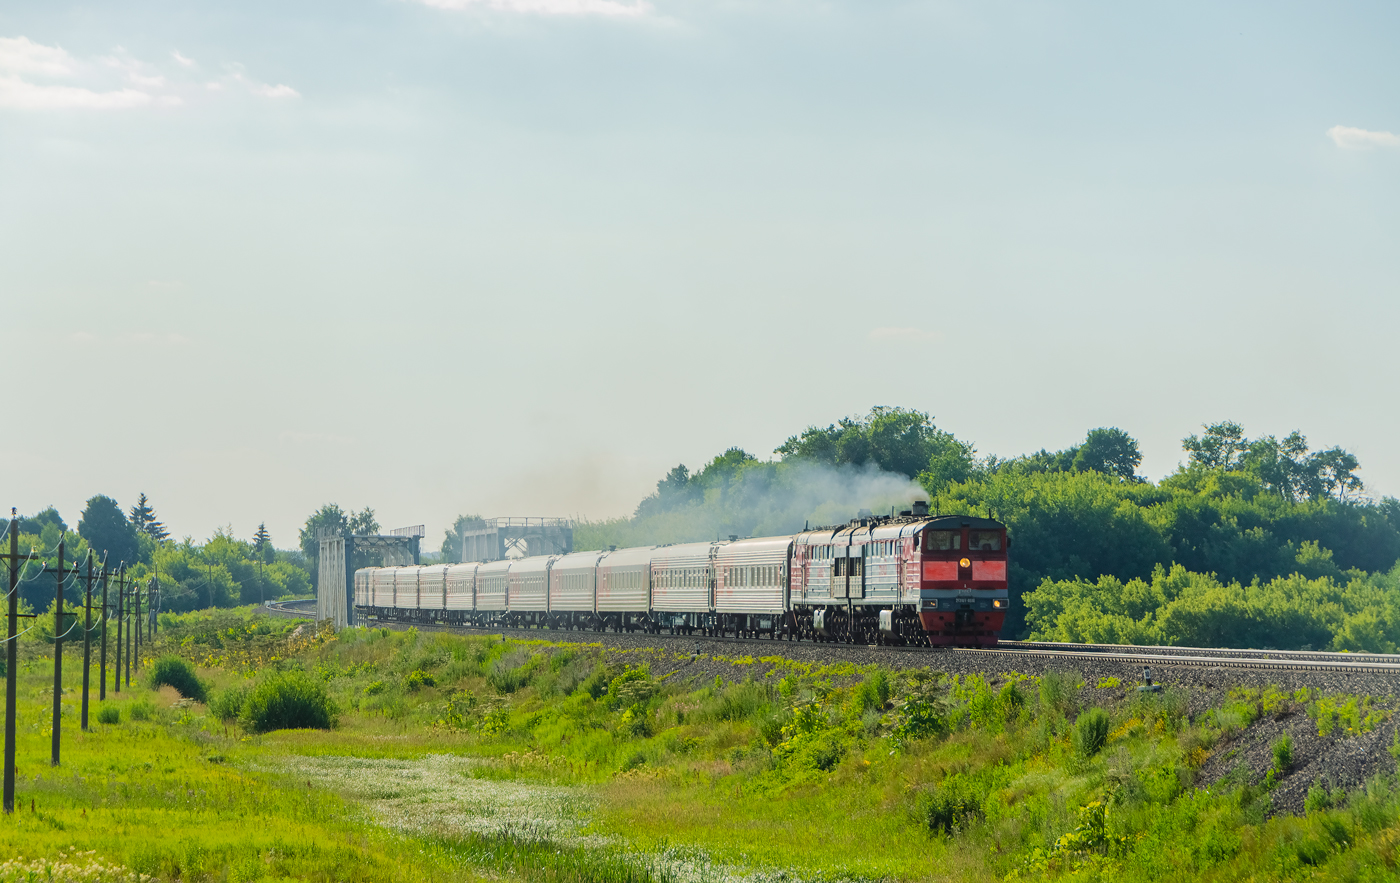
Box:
[2,608,1400,882]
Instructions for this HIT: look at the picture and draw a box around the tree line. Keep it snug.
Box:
[570,407,1399,648]
[7,494,310,619]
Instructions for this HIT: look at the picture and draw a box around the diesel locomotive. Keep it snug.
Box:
[355,502,1009,646]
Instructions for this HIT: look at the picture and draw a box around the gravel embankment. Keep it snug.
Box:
[260,607,1400,812]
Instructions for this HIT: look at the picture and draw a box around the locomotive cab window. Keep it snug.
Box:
[925,531,961,551]
[969,531,1002,551]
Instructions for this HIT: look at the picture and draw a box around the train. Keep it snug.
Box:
[354,502,1010,646]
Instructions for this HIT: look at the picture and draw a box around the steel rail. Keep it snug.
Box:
[999,639,1400,665]
[262,600,1400,673]
[954,646,1400,674]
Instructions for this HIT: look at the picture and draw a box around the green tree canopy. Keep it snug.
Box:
[1186,421,1364,502]
[775,407,973,483]
[440,514,487,561]
[1071,427,1143,480]
[18,506,66,536]
[128,492,170,541]
[253,522,273,563]
[78,495,140,569]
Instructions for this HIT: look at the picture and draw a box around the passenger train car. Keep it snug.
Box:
[354,504,1009,646]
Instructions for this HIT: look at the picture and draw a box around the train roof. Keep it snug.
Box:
[796,513,1005,542]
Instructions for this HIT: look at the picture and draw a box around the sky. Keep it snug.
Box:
[1,0,1397,550]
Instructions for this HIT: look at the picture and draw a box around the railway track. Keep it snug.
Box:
[261,600,1400,675]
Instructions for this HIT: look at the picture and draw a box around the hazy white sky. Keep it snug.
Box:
[2,0,1397,549]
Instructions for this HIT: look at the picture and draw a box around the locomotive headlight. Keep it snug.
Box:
[959,558,971,569]
[993,599,1005,608]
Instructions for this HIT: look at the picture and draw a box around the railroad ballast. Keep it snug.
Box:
[355,505,1010,646]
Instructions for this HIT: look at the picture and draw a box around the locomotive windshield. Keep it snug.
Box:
[969,530,1002,551]
[925,530,960,551]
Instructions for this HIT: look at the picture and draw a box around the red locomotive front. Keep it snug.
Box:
[913,515,1009,646]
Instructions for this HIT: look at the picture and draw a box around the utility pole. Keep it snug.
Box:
[133,579,141,678]
[207,560,213,610]
[114,568,123,695]
[52,540,65,766]
[4,509,18,814]
[151,562,159,638]
[124,574,131,689]
[99,565,109,701]
[81,553,93,730]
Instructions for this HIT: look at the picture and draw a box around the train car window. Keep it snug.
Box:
[969,531,1002,551]
[926,531,961,551]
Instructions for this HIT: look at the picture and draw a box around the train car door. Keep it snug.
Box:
[850,544,866,600]
[831,544,850,599]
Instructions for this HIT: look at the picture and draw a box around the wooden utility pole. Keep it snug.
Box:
[123,574,131,689]
[4,509,18,814]
[99,565,109,701]
[81,553,93,730]
[114,568,123,694]
[51,540,65,766]
[133,580,141,677]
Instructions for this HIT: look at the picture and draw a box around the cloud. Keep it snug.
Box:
[415,0,651,16]
[1328,125,1400,150]
[68,331,97,343]
[0,36,76,77]
[224,64,300,99]
[0,75,152,109]
[253,82,299,99]
[867,327,941,343]
[0,36,294,111]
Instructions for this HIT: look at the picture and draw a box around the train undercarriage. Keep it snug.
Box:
[356,602,998,647]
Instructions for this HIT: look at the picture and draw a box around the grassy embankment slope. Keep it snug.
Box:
[3,608,1400,882]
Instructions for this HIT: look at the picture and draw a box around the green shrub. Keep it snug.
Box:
[1304,782,1333,813]
[918,776,983,835]
[1271,732,1293,773]
[487,649,534,694]
[130,699,156,722]
[148,655,208,703]
[707,680,768,722]
[239,671,335,733]
[209,685,250,722]
[405,669,436,691]
[96,705,119,725]
[1039,670,1074,716]
[364,680,386,696]
[892,695,950,747]
[1073,708,1110,757]
[577,666,609,699]
[854,670,891,713]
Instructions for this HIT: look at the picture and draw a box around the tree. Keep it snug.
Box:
[299,504,349,564]
[128,492,170,541]
[776,407,973,481]
[253,522,274,563]
[1072,427,1143,480]
[1312,447,1364,500]
[299,504,377,583]
[634,465,698,518]
[440,514,486,561]
[1242,431,1313,500]
[18,506,66,536]
[78,495,140,568]
[348,507,379,536]
[1183,421,1247,471]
